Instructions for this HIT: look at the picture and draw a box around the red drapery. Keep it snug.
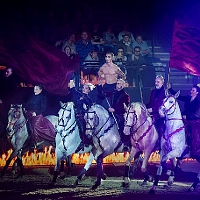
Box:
[0,26,80,96]
[170,2,200,76]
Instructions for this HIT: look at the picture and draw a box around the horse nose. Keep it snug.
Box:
[6,127,14,134]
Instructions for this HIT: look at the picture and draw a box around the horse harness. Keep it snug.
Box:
[125,105,154,149]
[7,109,28,139]
[161,95,185,141]
[85,110,115,137]
[58,106,78,151]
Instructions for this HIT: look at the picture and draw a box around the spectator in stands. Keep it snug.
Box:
[84,49,99,63]
[91,22,104,52]
[114,47,127,65]
[61,33,76,55]
[118,24,135,43]
[117,34,133,62]
[76,31,94,64]
[132,35,151,57]
[76,22,92,41]
[131,46,146,66]
[126,46,146,87]
[83,49,99,84]
[63,46,74,59]
[103,24,118,54]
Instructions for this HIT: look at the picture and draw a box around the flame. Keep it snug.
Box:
[0,148,195,166]
[0,147,161,166]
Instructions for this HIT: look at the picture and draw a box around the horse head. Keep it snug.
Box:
[84,104,100,137]
[57,102,75,134]
[159,90,180,118]
[124,103,138,135]
[124,102,149,135]
[6,104,24,137]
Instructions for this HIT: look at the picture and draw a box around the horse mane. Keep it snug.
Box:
[130,102,150,118]
[93,104,110,118]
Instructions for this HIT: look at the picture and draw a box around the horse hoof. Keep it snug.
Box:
[140,181,148,186]
[168,181,174,186]
[59,172,66,179]
[167,176,174,186]
[122,182,130,188]
[102,173,107,180]
[91,184,99,190]
[188,187,194,193]
[16,175,23,179]
[91,181,101,190]
[148,189,155,194]
[48,182,55,188]
[73,179,79,187]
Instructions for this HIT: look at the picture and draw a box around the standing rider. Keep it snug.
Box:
[98,52,126,98]
[69,80,95,151]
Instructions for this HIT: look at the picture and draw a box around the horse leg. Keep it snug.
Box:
[74,153,94,187]
[148,162,165,194]
[51,150,62,184]
[129,151,142,179]
[122,147,136,187]
[91,154,104,190]
[66,155,75,177]
[59,160,66,179]
[166,158,176,186]
[188,170,200,192]
[140,150,154,185]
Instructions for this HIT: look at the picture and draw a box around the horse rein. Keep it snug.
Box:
[125,105,154,149]
[57,106,77,137]
[161,96,185,141]
[161,96,177,116]
[124,106,137,129]
[7,109,28,139]
[85,110,112,137]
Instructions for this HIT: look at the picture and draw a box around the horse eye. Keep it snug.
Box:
[169,100,173,103]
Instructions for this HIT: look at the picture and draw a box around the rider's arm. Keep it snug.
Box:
[168,87,188,102]
[117,67,126,80]
[98,67,104,78]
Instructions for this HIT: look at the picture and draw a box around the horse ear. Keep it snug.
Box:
[83,103,87,110]
[165,89,169,97]
[60,101,64,107]
[174,90,180,99]
[123,103,128,112]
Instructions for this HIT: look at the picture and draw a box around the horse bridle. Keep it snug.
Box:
[161,96,177,116]
[7,108,27,138]
[85,110,110,136]
[57,106,76,136]
[124,106,138,130]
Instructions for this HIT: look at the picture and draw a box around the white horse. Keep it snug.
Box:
[1,104,58,178]
[52,102,97,186]
[149,91,186,194]
[84,104,133,189]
